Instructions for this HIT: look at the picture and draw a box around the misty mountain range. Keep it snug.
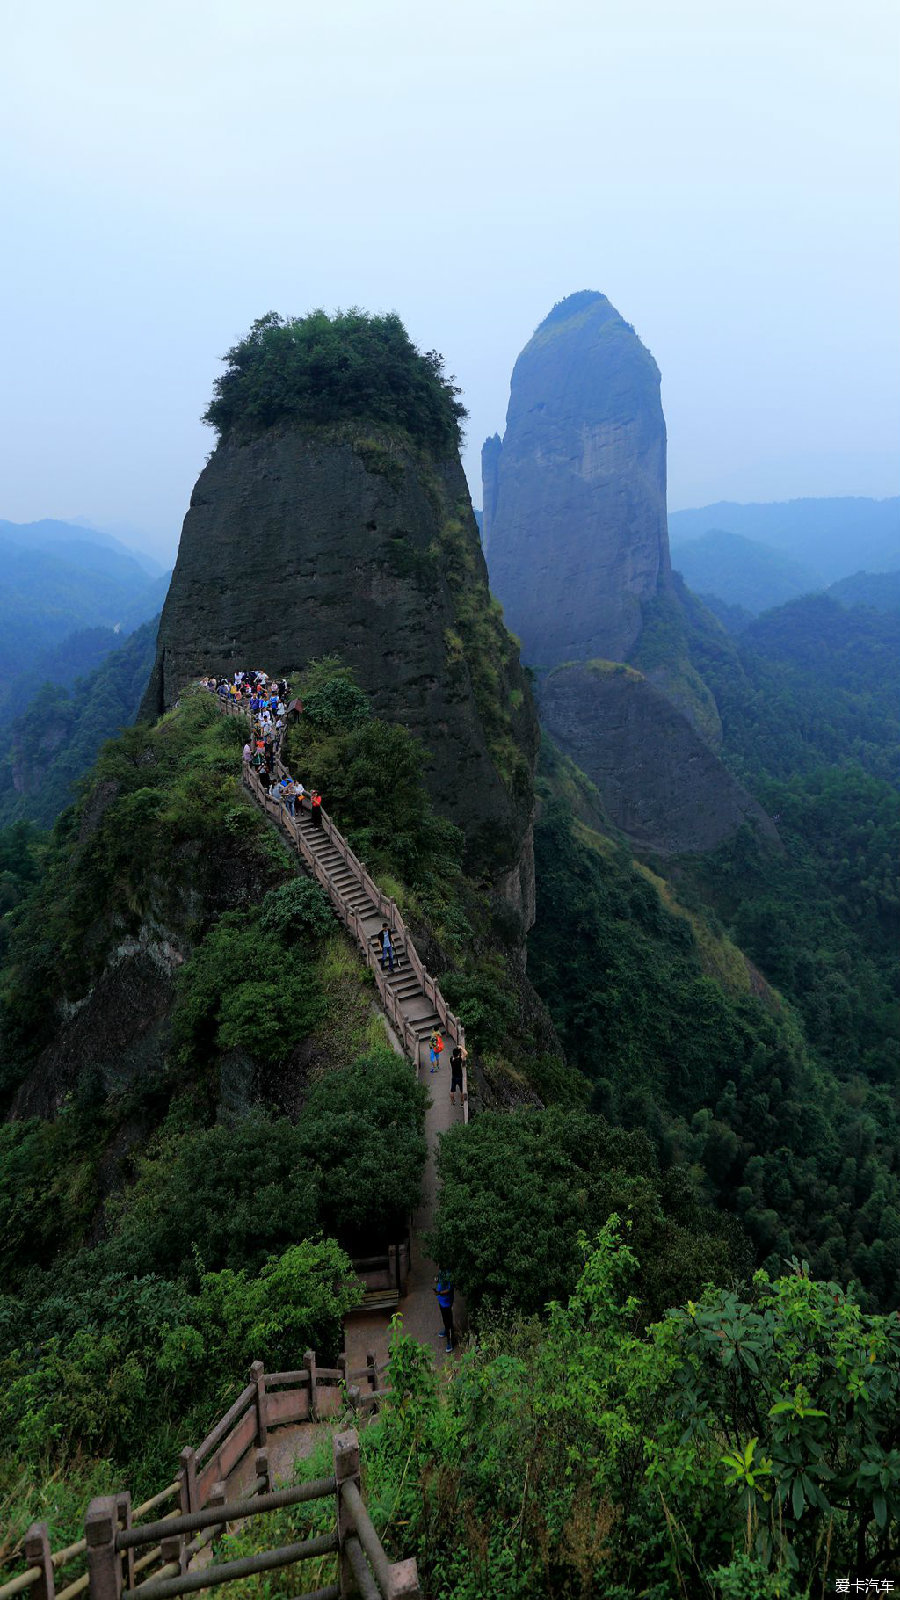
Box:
[0,518,170,694]
[667,496,900,616]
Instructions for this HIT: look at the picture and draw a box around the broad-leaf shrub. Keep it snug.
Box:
[363,1230,900,1597]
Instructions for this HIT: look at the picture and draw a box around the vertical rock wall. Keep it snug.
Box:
[141,427,539,908]
[483,290,671,667]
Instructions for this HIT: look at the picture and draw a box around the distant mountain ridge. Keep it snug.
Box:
[668,497,900,584]
[672,529,820,615]
[826,570,900,612]
[0,618,159,827]
[0,528,169,688]
[0,518,164,577]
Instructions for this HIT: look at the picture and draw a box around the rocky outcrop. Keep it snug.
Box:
[482,291,671,667]
[540,662,778,856]
[141,428,538,902]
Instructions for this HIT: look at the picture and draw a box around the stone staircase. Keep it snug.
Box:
[292,806,450,1063]
[218,693,468,1090]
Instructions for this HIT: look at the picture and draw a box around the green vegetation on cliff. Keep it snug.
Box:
[0,618,159,828]
[361,1233,900,1596]
[527,756,900,1307]
[202,1233,900,1597]
[0,670,555,1537]
[676,591,899,1087]
[429,1106,746,1321]
[203,309,467,456]
[3,521,899,1594]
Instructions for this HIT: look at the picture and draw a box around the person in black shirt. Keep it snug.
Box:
[450,1043,466,1106]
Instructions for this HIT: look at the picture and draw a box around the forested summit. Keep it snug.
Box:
[203,309,467,456]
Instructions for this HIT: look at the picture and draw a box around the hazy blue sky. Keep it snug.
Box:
[1,0,897,562]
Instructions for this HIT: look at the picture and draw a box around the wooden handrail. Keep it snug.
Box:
[226,685,469,1110]
[4,1359,399,1600]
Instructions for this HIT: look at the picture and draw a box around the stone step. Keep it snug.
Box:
[384,965,418,985]
[391,985,424,1005]
[407,1012,442,1036]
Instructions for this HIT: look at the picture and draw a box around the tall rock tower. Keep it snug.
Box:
[482,290,671,667]
[141,311,539,913]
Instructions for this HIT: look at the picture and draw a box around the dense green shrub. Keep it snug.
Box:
[0,1110,105,1280]
[102,1111,321,1280]
[360,1229,900,1597]
[295,1049,428,1245]
[0,1238,359,1468]
[203,309,466,456]
[98,1051,427,1284]
[431,1107,744,1320]
[171,912,326,1068]
[301,677,372,735]
[257,877,334,941]
[438,957,518,1052]
[284,666,464,891]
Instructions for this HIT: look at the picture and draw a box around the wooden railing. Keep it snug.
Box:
[3,1356,409,1600]
[218,690,469,1114]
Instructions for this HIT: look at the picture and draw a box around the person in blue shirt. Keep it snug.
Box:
[434,1273,455,1352]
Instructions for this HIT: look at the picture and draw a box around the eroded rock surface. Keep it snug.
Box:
[482,291,671,667]
[540,662,777,856]
[141,428,538,902]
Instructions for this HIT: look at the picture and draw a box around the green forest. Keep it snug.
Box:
[0,568,898,1593]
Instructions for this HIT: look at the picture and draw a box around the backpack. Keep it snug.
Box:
[436,1034,444,1053]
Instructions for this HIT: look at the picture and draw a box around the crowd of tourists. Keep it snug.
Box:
[203,670,322,822]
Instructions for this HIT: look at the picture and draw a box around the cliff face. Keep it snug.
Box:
[142,428,538,901]
[540,662,777,856]
[482,291,671,667]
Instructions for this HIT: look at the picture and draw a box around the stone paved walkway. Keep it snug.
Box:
[344,1048,465,1371]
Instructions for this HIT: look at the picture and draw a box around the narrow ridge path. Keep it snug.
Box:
[217,691,466,1370]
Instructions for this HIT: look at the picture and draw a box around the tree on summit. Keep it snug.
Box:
[203,308,467,456]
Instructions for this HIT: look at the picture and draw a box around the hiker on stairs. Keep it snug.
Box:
[378,921,395,973]
[429,1028,444,1074]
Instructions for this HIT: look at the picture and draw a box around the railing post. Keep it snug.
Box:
[305,1348,318,1422]
[115,1495,134,1596]
[159,1524,186,1576]
[332,1429,361,1600]
[251,1359,268,1448]
[23,1524,54,1600]
[84,1499,120,1600]
[179,1446,199,1516]
[207,1481,227,1550]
